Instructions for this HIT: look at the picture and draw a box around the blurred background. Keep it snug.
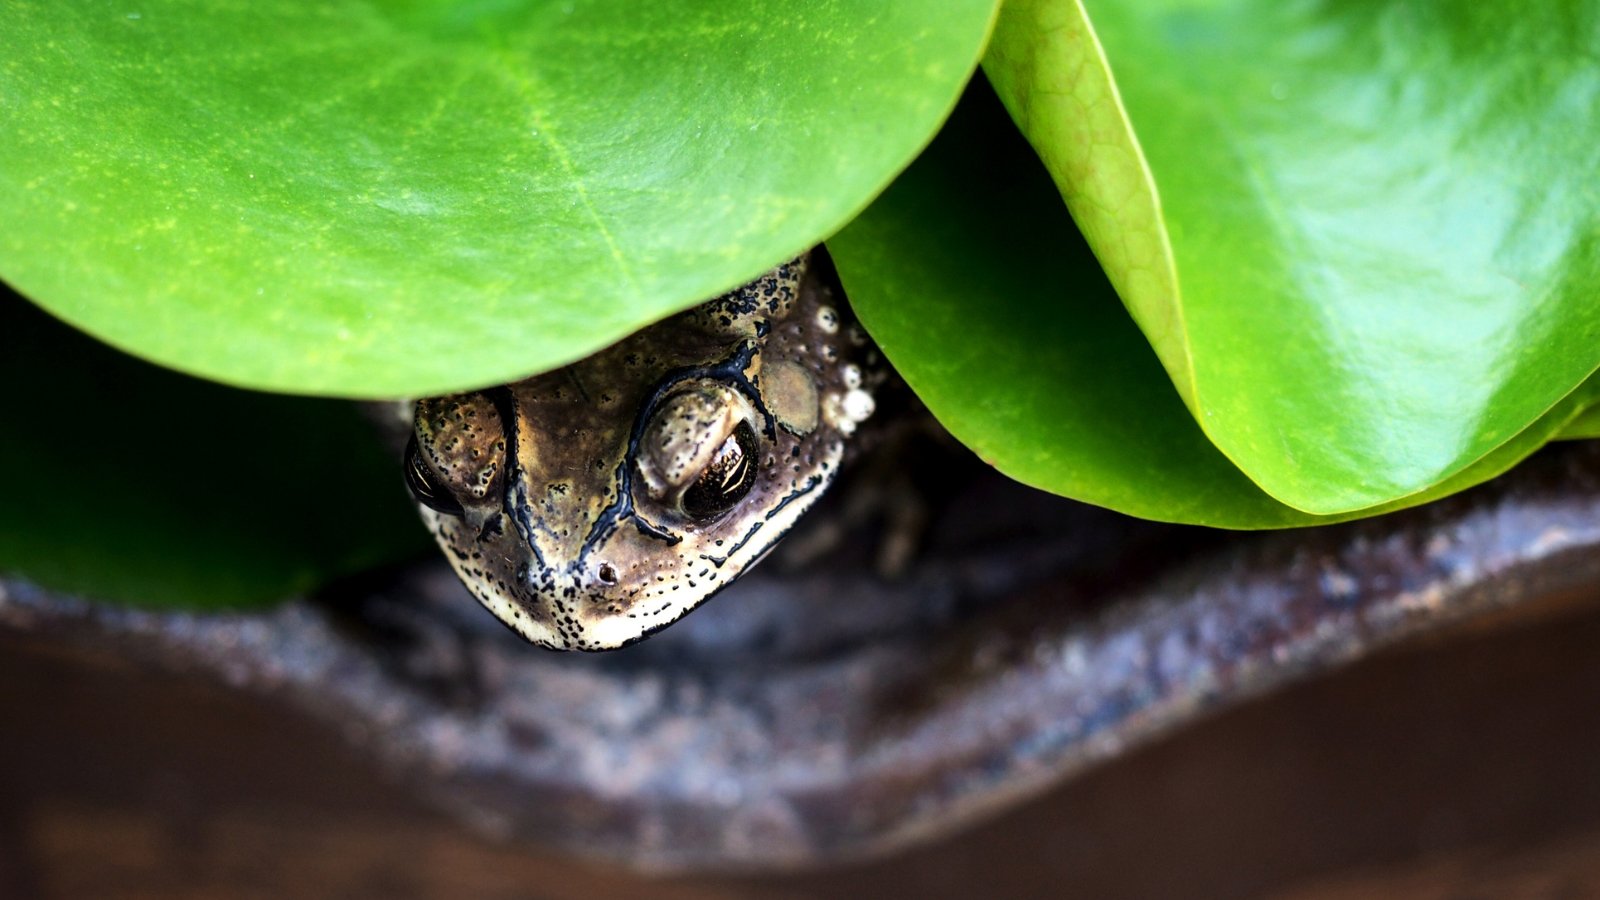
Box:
[4,570,1600,899]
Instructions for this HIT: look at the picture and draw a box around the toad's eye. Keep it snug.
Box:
[635,382,761,515]
[404,435,465,516]
[682,420,757,520]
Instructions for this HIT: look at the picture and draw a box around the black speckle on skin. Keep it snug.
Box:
[410,253,875,649]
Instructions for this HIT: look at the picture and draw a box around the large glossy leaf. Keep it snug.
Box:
[0,0,996,398]
[829,80,1600,529]
[982,0,1600,515]
[0,290,430,609]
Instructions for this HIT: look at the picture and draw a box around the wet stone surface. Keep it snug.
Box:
[6,440,1600,871]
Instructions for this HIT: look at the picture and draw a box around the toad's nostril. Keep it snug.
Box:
[597,563,618,585]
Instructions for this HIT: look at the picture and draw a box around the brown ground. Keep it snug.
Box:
[4,598,1600,900]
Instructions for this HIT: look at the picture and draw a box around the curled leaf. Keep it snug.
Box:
[983,0,1600,514]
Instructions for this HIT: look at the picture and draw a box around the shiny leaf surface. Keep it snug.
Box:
[982,0,1600,514]
[830,82,1600,528]
[0,0,996,397]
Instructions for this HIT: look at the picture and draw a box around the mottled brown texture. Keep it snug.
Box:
[407,255,882,649]
[412,392,504,503]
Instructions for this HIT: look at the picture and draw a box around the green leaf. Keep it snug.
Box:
[829,79,1600,529]
[0,291,430,609]
[1558,404,1600,441]
[982,0,1600,515]
[0,0,996,398]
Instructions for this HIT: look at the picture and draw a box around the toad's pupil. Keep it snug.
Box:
[683,421,757,520]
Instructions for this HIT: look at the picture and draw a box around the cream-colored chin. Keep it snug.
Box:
[580,463,835,649]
